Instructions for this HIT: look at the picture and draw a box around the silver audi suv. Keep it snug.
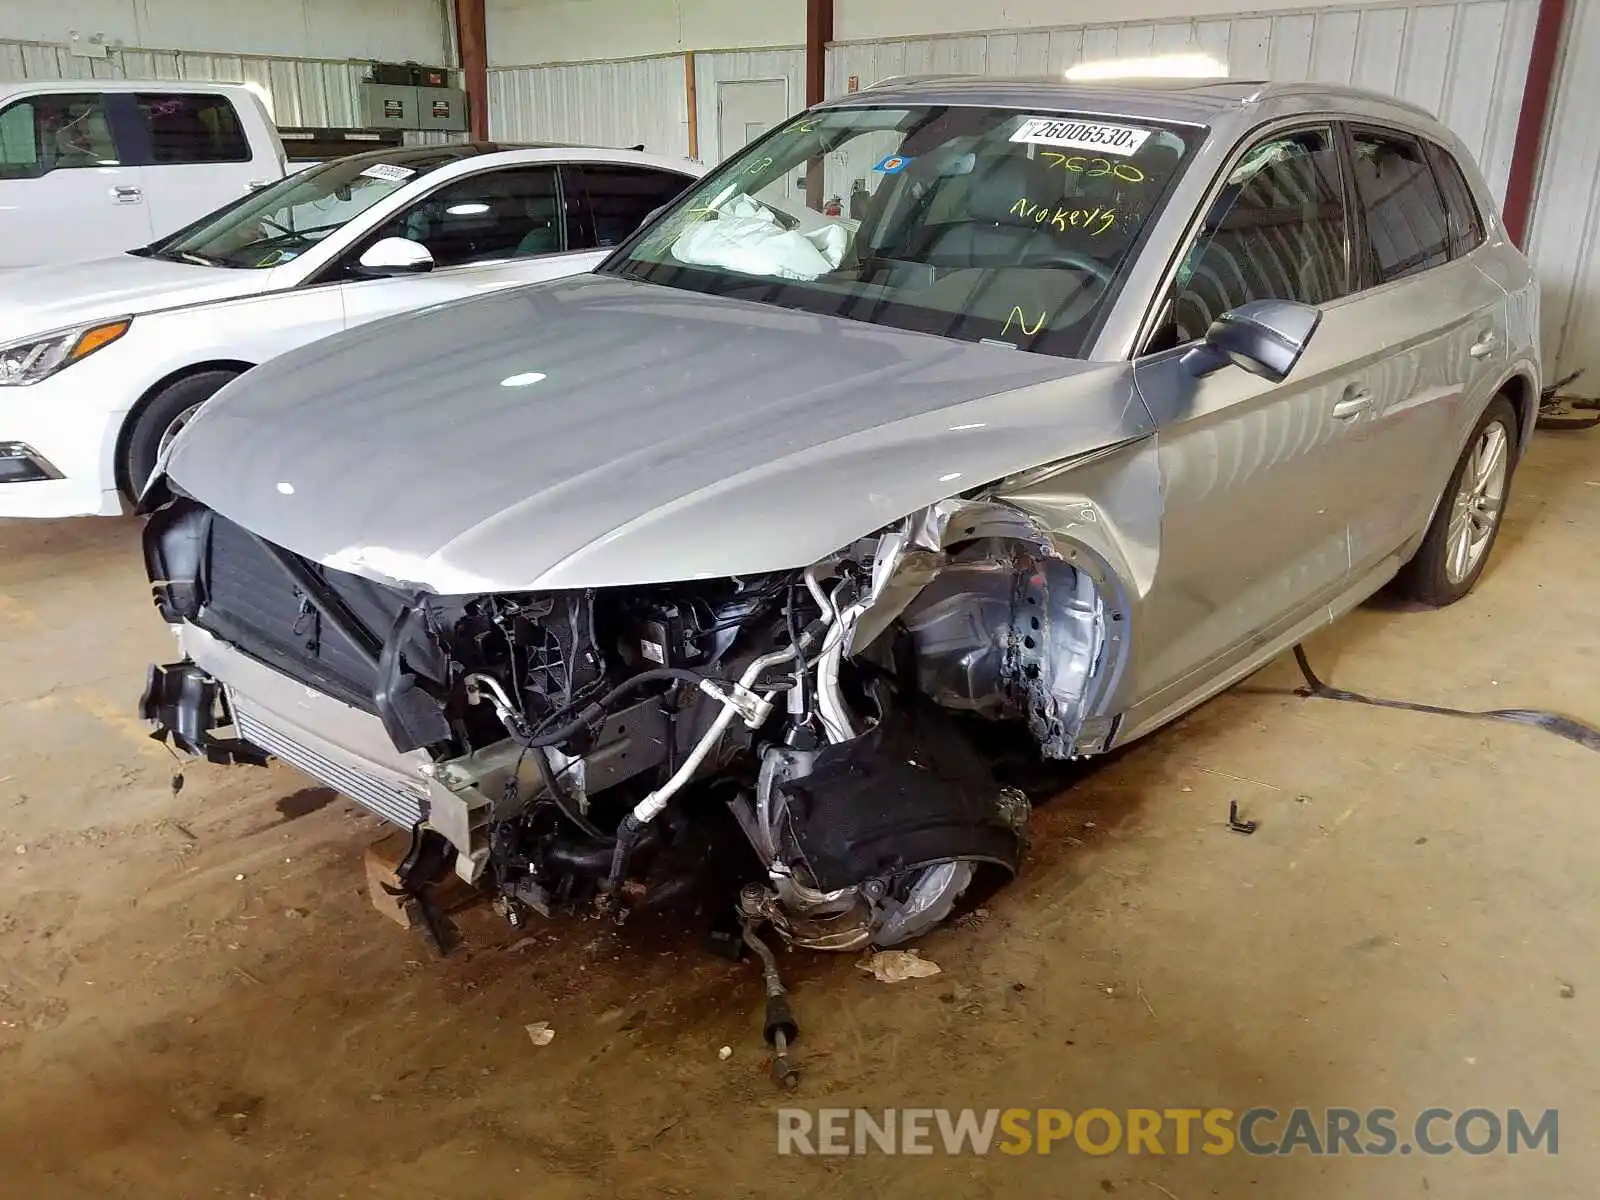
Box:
[140,77,1539,954]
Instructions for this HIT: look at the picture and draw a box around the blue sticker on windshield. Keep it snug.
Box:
[873,154,914,174]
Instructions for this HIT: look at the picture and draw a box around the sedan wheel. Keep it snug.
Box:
[120,369,241,502]
[1393,395,1519,607]
[156,401,206,461]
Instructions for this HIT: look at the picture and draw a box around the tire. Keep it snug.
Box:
[1393,394,1519,607]
[121,369,240,501]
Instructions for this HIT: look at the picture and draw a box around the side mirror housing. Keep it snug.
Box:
[1181,299,1321,384]
[355,237,434,277]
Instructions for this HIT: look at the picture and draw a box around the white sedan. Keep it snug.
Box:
[0,143,704,518]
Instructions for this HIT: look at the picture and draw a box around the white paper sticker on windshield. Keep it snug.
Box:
[1010,117,1151,156]
[359,163,417,183]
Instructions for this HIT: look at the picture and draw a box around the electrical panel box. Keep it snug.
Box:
[361,83,468,132]
[362,82,415,130]
[417,87,467,132]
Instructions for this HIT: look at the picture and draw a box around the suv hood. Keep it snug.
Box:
[159,274,1152,593]
[0,254,267,343]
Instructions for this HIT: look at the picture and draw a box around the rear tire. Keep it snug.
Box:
[121,369,240,501]
[1393,395,1519,607]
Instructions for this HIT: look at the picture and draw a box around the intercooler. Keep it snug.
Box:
[231,701,427,830]
[181,623,435,833]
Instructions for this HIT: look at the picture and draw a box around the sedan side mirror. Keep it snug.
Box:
[1181,299,1321,384]
[355,237,434,277]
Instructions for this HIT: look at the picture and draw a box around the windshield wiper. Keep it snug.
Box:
[139,247,225,267]
[223,220,348,259]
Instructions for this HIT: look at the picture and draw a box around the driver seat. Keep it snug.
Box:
[909,157,1066,268]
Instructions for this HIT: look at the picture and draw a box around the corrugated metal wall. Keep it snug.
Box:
[1525,0,1600,387]
[484,47,803,164]
[487,55,691,155]
[0,38,435,131]
[827,0,1538,203]
[693,47,806,164]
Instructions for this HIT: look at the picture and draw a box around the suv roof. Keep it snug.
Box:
[827,75,1438,125]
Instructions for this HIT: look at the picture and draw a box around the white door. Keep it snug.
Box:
[131,90,275,239]
[716,80,793,200]
[333,163,607,329]
[0,91,152,268]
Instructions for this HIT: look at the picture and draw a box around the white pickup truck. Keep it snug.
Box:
[0,80,287,269]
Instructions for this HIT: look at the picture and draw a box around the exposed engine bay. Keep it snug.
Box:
[140,496,1120,953]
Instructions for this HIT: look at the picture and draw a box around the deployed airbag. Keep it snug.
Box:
[671,196,847,281]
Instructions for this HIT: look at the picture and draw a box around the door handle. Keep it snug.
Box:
[1331,387,1372,420]
[111,185,143,204]
[1470,332,1498,359]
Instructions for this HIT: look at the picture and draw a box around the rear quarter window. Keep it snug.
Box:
[1424,141,1486,258]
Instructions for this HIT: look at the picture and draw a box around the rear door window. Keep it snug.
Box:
[0,93,121,178]
[563,164,696,249]
[1348,128,1452,284]
[135,92,250,164]
[1423,141,1486,259]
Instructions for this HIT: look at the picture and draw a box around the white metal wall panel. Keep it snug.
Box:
[9,0,450,63]
[694,48,806,164]
[1525,0,1600,387]
[0,40,374,128]
[826,0,1536,201]
[487,56,692,158]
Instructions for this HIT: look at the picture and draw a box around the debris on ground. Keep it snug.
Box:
[859,949,942,983]
[524,1021,555,1047]
[718,1045,733,1061]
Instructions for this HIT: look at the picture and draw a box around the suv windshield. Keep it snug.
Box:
[602,105,1199,356]
[144,150,463,269]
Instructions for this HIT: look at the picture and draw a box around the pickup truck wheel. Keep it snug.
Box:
[122,369,240,500]
[1393,395,1518,607]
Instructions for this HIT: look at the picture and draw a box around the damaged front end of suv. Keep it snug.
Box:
[140,481,1134,952]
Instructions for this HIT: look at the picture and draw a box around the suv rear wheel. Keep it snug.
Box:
[1393,395,1518,606]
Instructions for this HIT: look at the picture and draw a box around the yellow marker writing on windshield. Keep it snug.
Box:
[1041,152,1146,183]
[1002,307,1048,338]
[1010,197,1118,236]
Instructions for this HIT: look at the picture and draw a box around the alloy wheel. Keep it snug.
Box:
[1444,421,1510,585]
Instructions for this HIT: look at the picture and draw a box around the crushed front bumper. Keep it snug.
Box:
[148,624,437,829]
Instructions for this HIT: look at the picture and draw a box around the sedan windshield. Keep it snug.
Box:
[144,150,463,269]
[601,105,1199,357]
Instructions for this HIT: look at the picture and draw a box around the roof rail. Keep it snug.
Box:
[861,73,968,91]
[1248,80,1438,120]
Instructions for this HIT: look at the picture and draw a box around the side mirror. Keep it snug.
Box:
[1180,299,1321,384]
[355,237,434,277]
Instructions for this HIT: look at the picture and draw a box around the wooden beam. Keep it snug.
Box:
[1502,0,1570,248]
[804,0,833,108]
[456,0,489,141]
[804,0,834,210]
[685,50,699,160]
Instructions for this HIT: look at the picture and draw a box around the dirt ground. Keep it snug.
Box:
[3,431,1599,1199]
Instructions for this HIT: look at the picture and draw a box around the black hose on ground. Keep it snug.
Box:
[1292,645,1600,753]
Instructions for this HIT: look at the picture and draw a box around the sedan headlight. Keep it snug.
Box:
[0,318,132,386]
